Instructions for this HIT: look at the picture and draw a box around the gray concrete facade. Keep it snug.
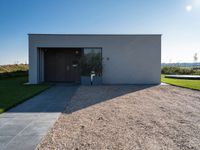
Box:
[29,34,161,84]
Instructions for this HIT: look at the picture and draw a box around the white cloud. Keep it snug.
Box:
[186,5,192,12]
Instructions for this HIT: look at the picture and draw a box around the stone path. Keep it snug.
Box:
[0,84,78,150]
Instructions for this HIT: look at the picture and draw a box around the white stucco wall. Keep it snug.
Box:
[29,34,161,84]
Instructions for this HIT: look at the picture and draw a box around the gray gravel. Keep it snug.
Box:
[37,85,200,150]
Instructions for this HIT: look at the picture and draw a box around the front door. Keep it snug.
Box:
[44,48,81,82]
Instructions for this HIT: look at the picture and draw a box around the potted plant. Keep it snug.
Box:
[79,52,102,85]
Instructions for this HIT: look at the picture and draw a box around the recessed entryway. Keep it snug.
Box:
[38,47,103,84]
[43,48,82,83]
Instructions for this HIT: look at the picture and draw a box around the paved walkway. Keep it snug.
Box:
[0,84,78,150]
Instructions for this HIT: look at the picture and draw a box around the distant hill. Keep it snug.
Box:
[162,63,200,67]
[0,64,28,78]
[0,64,28,73]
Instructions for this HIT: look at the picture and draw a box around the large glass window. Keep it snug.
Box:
[79,48,102,76]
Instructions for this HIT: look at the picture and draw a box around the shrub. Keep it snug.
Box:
[79,53,102,76]
[161,66,196,75]
[0,64,28,78]
[193,70,200,75]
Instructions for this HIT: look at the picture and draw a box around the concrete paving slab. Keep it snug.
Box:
[0,136,13,147]
[0,124,29,136]
[19,121,53,136]
[0,84,78,150]
[2,135,41,150]
[0,118,9,128]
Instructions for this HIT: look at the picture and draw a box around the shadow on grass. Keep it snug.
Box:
[0,71,28,79]
[0,75,51,114]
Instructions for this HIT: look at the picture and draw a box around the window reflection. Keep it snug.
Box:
[80,48,102,76]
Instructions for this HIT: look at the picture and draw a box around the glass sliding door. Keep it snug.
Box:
[80,48,102,76]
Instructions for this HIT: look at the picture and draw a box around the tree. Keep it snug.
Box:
[193,53,198,68]
[194,53,198,62]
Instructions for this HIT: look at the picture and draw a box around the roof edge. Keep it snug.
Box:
[28,33,162,36]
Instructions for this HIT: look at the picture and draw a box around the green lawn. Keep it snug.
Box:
[161,75,200,90]
[0,76,51,113]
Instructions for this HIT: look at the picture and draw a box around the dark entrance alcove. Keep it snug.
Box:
[43,48,82,83]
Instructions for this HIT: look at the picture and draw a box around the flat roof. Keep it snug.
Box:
[28,34,162,36]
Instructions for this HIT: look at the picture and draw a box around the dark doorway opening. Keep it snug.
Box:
[43,48,82,83]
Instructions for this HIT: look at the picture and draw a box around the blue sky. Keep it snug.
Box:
[0,0,200,64]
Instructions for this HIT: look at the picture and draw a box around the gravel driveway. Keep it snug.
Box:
[37,85,200,150]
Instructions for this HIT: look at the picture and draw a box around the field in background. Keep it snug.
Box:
[0,64,28,72]
[161,66,200,75]
[0,64,28,78]
[161,66,200,90]
[161,75,200,90]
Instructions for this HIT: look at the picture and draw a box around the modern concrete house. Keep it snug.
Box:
[29,34,161,84]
